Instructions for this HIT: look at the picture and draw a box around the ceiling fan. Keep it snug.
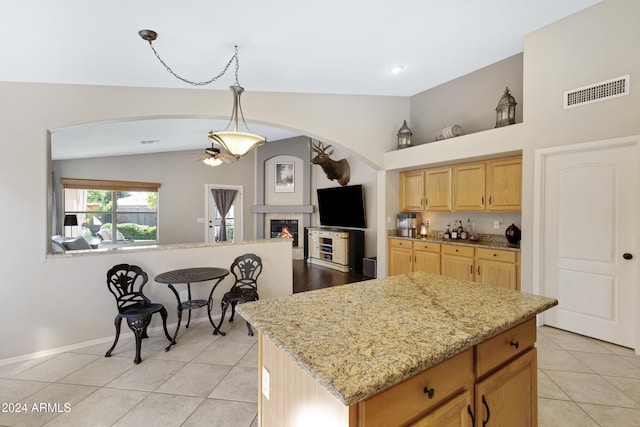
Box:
[198,144,234,166]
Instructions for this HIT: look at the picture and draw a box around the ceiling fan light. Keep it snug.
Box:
[203,156,223,167]
[208,131,266,159]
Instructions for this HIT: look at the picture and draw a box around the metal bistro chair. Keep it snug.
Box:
[105,264,172,364]
[216,254,263,336]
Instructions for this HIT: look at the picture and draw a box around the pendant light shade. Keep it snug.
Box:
[208,84,266,159]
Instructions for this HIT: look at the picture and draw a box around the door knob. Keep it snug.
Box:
[623,253,633,260]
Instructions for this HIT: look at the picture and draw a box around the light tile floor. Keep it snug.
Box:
[2,322,640,426]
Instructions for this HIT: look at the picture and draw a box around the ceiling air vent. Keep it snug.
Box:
[564,74,630,109]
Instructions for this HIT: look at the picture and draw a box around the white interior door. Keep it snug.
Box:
[539,139,638,348]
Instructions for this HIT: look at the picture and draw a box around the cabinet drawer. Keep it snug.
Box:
[442,244,474,257]
[389,238,412,248]
[359,349,473,427]
[475,318,536,377]
[413,241,441,253]
[475,248,517,263]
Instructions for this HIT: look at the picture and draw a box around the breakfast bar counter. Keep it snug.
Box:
[238,272,557,426]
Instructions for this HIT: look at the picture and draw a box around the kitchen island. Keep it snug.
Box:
[238,271,557,427]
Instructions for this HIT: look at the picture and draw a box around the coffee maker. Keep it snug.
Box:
[397,213,421,238]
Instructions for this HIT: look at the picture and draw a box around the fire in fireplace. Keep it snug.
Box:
[270,219,298,246]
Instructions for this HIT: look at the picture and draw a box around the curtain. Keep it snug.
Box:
[211,189,238,241]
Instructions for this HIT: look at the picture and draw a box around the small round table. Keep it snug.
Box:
[155,267,229,350]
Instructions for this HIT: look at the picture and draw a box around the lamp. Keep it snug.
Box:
[495,86,517,128]
[64,214,78,236]
[139,30,266,159]
[397,120,413,149]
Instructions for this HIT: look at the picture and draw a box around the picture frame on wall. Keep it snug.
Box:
[275,162,295,193]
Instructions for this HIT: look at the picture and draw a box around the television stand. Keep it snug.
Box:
[304,227,364,273]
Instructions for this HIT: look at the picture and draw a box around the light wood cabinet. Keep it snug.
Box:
[452,162,486,211]
[388,239,413,276]
[424,167,452,211]
[441,244,474,281]
[400,170,425,211]
[358,349,473,427]
[307,228,364,273]
[259,319,538,427]
[389,238,441,275]
[474,318,537,427]
[475,248,518,291]
[399,156,521,213]
[409,390,473,427]
[486,156,522,211]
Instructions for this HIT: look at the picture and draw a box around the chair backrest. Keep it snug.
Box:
[230,254,263,292]
[106,264,151,311]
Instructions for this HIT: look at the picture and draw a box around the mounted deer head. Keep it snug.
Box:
[310,141,350,186]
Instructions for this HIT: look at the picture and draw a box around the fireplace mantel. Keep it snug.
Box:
[252,205,313,214]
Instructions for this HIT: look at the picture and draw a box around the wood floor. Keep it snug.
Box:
[292,259,369,293]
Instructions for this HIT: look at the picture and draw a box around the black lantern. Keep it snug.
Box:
[397,120,413,149]
[495,87,517,128]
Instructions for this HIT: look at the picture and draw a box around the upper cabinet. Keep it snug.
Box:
[400,156,521,213]
[452,162,486,211]
[424,167,452,211]
[486,157,522,211]
[399,170,425,211]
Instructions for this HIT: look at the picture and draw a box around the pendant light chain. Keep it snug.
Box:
[146,41,240,87]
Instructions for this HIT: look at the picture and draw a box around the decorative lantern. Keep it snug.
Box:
[397,120,413,149]
[495,86,517,128]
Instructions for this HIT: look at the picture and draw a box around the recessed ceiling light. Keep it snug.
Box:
[390,66,405,74]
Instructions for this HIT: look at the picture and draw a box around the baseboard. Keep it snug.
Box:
[0,314,220,367]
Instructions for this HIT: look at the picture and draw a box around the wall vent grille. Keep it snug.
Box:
[564,75,630,109]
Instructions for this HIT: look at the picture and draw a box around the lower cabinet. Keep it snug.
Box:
[259,319,537,427]
[409,390,473,427]
[388,238,441,276]
[389,239,520,290]
[475,349,537,427]
[441,244,474,281]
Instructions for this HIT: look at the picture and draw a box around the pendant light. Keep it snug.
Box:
[139,30,266,160]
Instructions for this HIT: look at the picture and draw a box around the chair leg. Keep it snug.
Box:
[105,315,123,357]
[214,299,230,336]
[127,316,152,364]
[229,301,237,322]
[246,322,254,336]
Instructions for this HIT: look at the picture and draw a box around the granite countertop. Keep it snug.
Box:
[238,272,556,406]
[389,235,521,251]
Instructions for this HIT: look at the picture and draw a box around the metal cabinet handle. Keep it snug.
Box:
[478,266,481,275]
[481,196,485,205]
[423,387,435,399]
[482,395,491,427]
[470,264,473,275]
[510,341,520,349]
[467,405,475,425]
[623,253,633,260]
[489,195,493,205]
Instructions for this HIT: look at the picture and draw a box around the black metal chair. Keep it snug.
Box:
[105,264,172,364]
[216,254,262,336]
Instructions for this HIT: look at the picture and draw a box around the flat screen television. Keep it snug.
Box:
[317,184,366,229]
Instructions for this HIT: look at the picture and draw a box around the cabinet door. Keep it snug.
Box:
[309,231,319,258]
[400,170,425,211]
[424,167,452,211]
[441,255,474,281]
[389,246,412,276]
[413,250,441,275]
[452,163,486,211]
[409,390,473,427]
[475,349,537,427]
[476,259,517,290]
[486,157,522,211]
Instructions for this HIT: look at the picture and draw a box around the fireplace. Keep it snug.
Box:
[270,219,299,247]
